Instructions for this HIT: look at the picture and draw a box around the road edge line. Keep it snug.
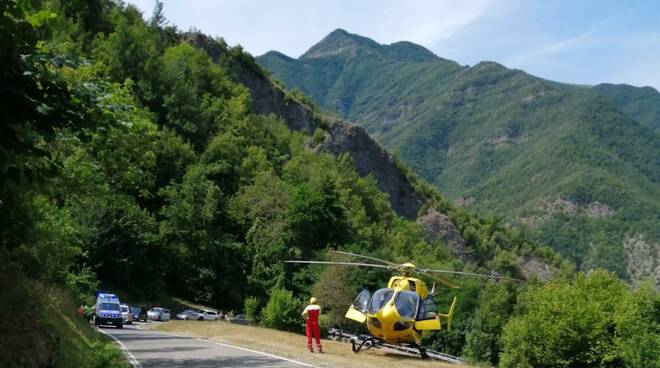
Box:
[98,328,142,368]
[161,330,318,367]
[197,338,319,368]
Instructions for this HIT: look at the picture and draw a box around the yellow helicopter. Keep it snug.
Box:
[286,250,515,358]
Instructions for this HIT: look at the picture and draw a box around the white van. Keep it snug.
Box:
[120,304,132,324]
[93,293,123,328]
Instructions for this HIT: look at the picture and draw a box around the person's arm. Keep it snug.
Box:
[301,305,309,318]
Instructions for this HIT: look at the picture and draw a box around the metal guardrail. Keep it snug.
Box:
[327,327,465,364]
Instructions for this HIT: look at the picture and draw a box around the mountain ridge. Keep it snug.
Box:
[257,30,660,284]
[300,28,441,63]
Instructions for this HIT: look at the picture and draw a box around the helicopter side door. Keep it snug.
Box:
[345,289,370,323]
[414,297,442,330]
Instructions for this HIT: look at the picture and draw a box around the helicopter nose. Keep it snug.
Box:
[379,302,400,324]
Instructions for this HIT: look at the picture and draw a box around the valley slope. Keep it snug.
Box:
[257,29,660,283]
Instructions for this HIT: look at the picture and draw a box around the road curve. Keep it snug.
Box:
[100,323,315,368]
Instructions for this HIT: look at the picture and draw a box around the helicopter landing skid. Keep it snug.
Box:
[350,335,382,353]
[329,328,464,364]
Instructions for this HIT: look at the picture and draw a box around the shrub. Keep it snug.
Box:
[318,314,332,339]
[89,341,129,368]
[312,128,325,145]
[243,296,260,322]
[260,288,302,332]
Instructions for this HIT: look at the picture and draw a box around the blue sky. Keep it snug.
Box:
[127,0,660,90]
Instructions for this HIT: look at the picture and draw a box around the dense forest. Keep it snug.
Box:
[1,1,657,367]
[258,29,660,283]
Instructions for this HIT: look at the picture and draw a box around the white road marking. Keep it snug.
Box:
[195,337,319,367]
[98,328,142,368]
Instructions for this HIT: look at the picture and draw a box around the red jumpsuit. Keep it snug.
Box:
[302,304,322,352]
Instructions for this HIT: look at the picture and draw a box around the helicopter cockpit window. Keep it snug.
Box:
[368,288,394,314]
[352,289,371,313]
[395,291,420,319]
[417,297,437,320]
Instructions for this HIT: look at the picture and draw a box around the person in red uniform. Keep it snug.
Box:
[301,297,322,353]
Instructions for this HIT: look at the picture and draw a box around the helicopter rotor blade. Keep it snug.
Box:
[413,270,460,289]
[420,268,521,281]
[329,250,398,266]
[284,260,393,270]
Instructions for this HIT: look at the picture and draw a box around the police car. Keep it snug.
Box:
[93,293,123,328]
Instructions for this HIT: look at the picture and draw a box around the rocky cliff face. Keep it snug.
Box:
[416,209,472,261]
[184,32,422,219]
[183,32,316,134]
[231,64,317,134]
[232,66,425,219]
[313,120,423,219]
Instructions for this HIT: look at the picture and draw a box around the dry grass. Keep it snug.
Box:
[155,321,467,368]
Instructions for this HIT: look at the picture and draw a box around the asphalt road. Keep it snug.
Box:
[100,323,315,368]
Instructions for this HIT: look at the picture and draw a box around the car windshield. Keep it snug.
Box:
[369,288,394,314]
[180,310,193,314]
[207,311,217,315]
[130,307,141,313]
[121,306,129,312]
[395,291,420,319]
[150,308,162,312]
[99,303,120,311]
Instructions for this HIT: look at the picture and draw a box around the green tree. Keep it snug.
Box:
[500,270,657,368]
[286,175,350,250]
[243,296,260,322]
[463,281,516,365]
[261,288,302,332]
[157,42,250,149]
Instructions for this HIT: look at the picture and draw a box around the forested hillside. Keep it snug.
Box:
[594,83,660,133]
[258,29,660,283]
[1,2,657,367]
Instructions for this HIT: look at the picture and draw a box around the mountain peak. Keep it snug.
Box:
[300,29,439,62]
[300,28,380,59]
[326,28,350,38]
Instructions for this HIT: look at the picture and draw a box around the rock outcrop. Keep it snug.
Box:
[416,209,472,261]
[183,32,316,134]
[314,120,423,219]
[624,234,660,287]
[520,255,556,282]
[231,64,316,134]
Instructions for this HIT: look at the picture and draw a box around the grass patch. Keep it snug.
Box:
[156,320,467,368]
[0,274,128,368]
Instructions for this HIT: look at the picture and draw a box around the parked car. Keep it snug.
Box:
[175,309,200,320]
[197,310,220,321]
[147,307,171,321]
[229,313,251,325]
[130,306,147,322]
[93,293,123,328]
[120,304,132,324]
